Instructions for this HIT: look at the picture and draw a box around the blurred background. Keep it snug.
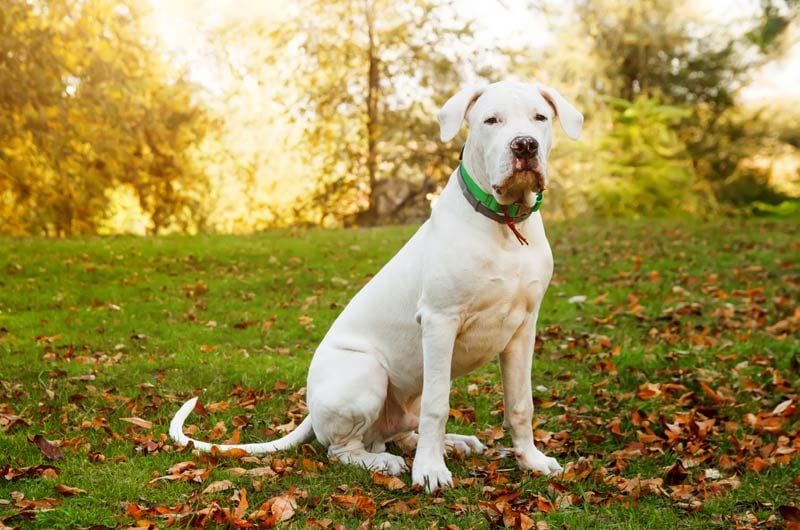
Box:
[1,0,798,236]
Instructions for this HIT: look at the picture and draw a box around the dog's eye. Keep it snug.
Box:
[483,116,499,125]
[534,114,548,122]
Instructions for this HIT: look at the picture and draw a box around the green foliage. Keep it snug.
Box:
[590,98,702,217]
[747,0,800,53]
[568,0,799,217]
[0,0,212,236]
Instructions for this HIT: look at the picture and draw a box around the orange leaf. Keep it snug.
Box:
[372,471,406,490]
[233,488,249,520]
[202,480,234,494]
[746,457,768,473]
[54,484,86,496]
[780,505,800,530]
[222,429,241,445]
[121,417,154,429]
[698,381,726,404]
[637,383,661,400]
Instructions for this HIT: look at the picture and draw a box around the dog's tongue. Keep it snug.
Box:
[514,159,525,170]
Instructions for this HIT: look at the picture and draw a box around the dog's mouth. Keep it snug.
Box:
[492,158,546,200]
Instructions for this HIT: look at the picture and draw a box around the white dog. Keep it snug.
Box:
[170,80,583,492]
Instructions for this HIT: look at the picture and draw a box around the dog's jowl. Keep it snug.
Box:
[170,80,583,492]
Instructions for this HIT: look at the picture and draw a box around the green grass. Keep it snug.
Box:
[1,218,798,529]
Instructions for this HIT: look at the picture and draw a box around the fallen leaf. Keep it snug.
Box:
[208,421,227,441]
[222,429,241,445]
[331,493,377,517]
[232,488,249,520]
[28,434,63,460]
[1,464,59,481]
[54,484,86,496]
[664,461,689,485]
[372,471,406,490]
[0,413,31,432]
[637,383,661,400]
[202,479,234,494]
[698,381,727,404]
[120,417,153,429]
[250,494,298,525]
[779,505,800,530]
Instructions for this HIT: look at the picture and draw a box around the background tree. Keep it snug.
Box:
[0,0,212,235]
[1,0,798,234]
[220,0,477,226]
[571,0,800,213]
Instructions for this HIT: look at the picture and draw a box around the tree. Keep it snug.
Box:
[560,0,800,213]
[221,0,474,225]
[0,0,212,235]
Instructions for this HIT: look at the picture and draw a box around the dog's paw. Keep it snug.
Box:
[334,450,409,476]
[412,460,453,493]
[366,453,409,476]
[517,448,563,477]
[444,434,486,456]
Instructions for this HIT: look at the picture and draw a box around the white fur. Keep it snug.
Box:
[169,80,583,492]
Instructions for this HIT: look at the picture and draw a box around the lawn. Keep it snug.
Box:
[1,218,798,529]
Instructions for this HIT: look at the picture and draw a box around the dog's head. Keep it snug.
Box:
[438,81,583,206]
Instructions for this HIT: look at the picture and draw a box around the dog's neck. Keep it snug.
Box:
[460,140,492,196]
[437,167,540,248]
[453,144,542,245]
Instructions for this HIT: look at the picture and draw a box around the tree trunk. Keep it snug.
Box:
[364,0,380,221]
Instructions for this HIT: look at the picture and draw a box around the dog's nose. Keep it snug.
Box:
[510,136,538,159]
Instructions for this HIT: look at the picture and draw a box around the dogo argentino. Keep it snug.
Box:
[170,80,583,492]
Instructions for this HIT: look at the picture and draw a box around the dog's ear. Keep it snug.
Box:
[437,84,487,142]
[536,84,584,140]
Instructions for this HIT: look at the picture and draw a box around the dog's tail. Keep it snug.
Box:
[168,397,315,454]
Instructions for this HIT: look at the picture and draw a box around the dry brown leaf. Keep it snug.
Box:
[28,434,63,460]
[250,494,298,524]
[1,464,60,481]
[372,471,406,490]
[698,381,727,404]
[270,496,297,522]
[120,417,153,429]
[205,401,229,413]
[222,429,241,445]
[636,383,661,400]
[232,488,249,520]
[331,493,377,517]
[54,484,86,496]
[779,505,800,530]
[202,479,234,495]
[208,421,227,441]
[0,413,31,432]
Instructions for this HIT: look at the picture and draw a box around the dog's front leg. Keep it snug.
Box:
[500,317,563,476]
[412,309,459,492]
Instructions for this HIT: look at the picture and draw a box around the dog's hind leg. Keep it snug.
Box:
[308,348,408,476]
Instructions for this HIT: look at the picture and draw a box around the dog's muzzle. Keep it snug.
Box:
[493,162,545,197]
[492,136,545,197]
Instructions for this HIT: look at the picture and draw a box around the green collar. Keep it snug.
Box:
[457,163,543,224]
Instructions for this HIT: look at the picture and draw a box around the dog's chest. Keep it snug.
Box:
[451,249,549,377]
